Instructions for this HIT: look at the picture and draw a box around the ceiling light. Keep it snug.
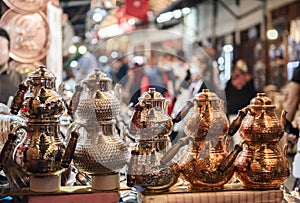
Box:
[78,45,87,55]
[267,29,278,40]
[68,45,77,54]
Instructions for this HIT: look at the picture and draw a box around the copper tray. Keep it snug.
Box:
[0,9,50,63]
[3,0,47,14]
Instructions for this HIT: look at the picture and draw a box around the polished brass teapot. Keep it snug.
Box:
[174,89,240,190]
[230,93,290,189]
[127,88,179,193]
[0,66,70,192]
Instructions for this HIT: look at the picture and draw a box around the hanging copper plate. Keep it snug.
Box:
[0,10,50,63]
[3,0,47,14]
[9,60,43,77]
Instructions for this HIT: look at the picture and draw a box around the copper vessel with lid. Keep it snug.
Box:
[66,70,128,190]
[127,88,179,193]
[230,93,290,189]
[0,66,72,192]
[175,89,240,190]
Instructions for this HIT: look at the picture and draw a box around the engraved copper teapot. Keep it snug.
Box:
[127,88,179,193]
[0,66,71,192]
[66,71,128,190]
[173,89,240,190]
[230,93,290,189]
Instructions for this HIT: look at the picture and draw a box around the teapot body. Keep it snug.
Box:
[234,142,289,189]
[14,121,66,176]
[180,138,234,189]
[69,121,128,176]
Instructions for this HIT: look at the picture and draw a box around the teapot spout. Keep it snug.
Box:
[281,110,287,127]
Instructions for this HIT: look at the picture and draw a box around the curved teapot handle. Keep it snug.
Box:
[10,82,28,115]
[228,107,248,136]
[67,84,83,116]
[0,133,17,171]
[0,124,28,170]
[62,131,79,168]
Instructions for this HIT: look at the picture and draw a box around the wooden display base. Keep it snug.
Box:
[0,186,123,203]
[138,188,284,203]
[24,191,119,203]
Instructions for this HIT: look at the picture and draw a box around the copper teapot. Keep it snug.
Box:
[127,88,179,193]
[0,66,71,192]
[230,93,290,189]
[174,89,240,190]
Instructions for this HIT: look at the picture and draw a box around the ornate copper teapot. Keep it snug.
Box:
[175,89,240,190]
[0,66,71,192]
[127,88,179,193]
[66,71,128,190]
[230,93,290,189]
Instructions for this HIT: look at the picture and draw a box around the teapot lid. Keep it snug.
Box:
[98,72,112,91]
[82,69,101,84]
[139,88,165,102]
[194,89,219,102]
[249,93,274,107]
[29,66,55,80]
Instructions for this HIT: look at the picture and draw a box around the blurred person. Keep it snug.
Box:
[188,53,217,95]
[0,28,24,105]
[110,58,129,87]
[123,59,145,105]
[225,59,257,146]
[283,64,300,189]
[253,58,266,92]
[140,57,168,95]
[172,50,190,96]
[62,66,76,93]
[270,55,287,91]
[75,51,98,83]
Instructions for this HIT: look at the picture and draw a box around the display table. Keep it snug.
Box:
[138,189,283,203]
[0,186,120,203]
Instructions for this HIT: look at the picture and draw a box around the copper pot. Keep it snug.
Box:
[231,93,290,189]
[175,89,240,190]
[127,88,178,193]
[0,66,71,192]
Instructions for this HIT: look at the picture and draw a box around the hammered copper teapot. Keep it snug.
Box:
[230,93,290,189]
[0,66,72,192]
[127,88,179,193]
[171,89,240,190]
